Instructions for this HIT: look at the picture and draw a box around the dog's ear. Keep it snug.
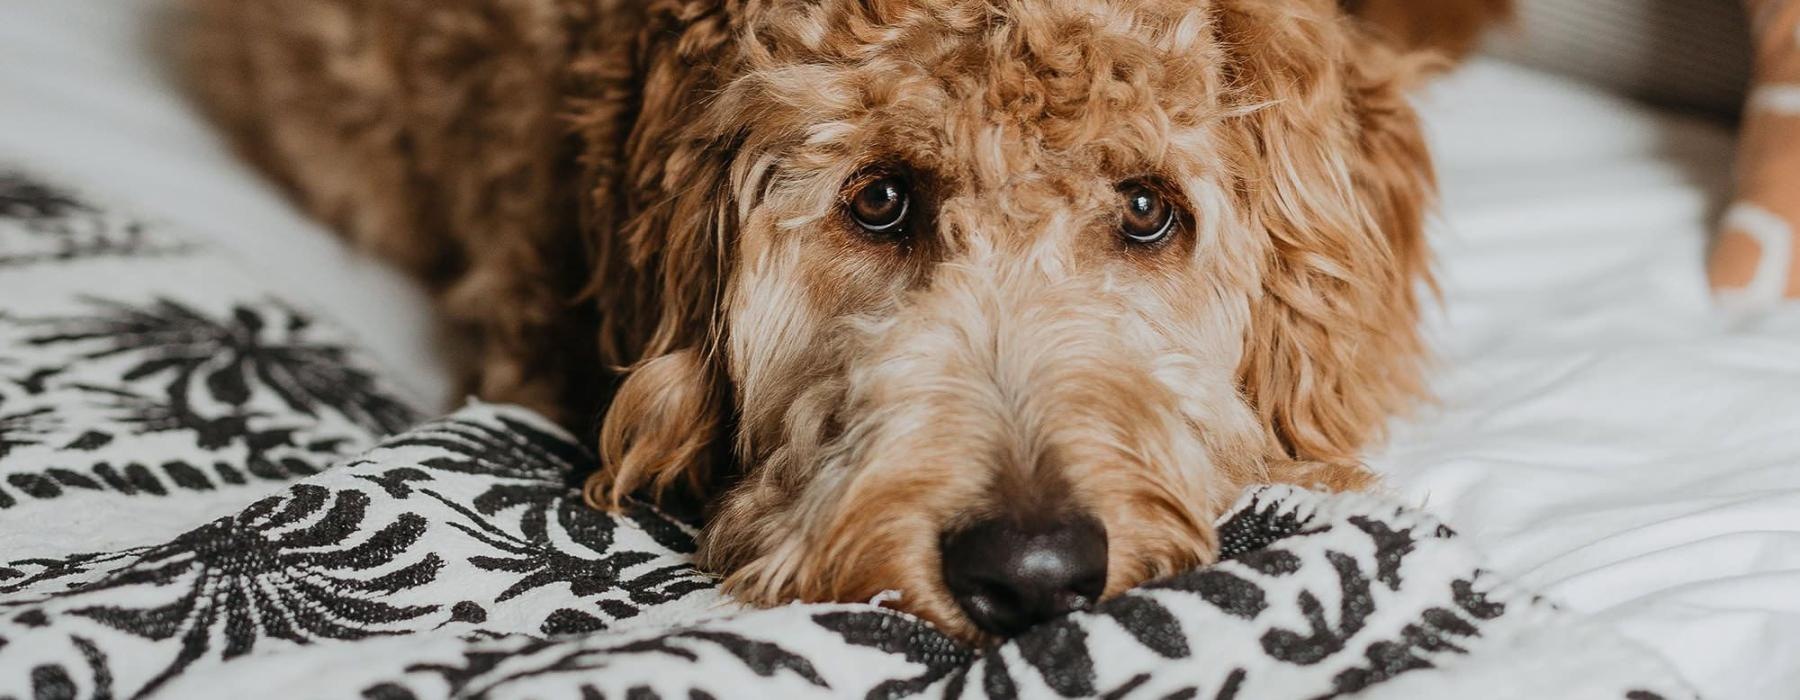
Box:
[572,1,741,510]
[587,348,727,509]
[1219,0,1436,468]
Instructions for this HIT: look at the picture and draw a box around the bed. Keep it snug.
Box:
[2,1,1796,698]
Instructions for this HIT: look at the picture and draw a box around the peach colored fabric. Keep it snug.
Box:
[1711,0,1800,303]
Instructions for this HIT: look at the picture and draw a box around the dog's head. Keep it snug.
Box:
[578,0,1434,641]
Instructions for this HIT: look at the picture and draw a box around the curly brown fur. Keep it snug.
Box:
[184,0,1438,641]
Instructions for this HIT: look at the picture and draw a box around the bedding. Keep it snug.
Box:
[0,172,1693,698]
[1394,61,1800,700]
[1,1,1799,699]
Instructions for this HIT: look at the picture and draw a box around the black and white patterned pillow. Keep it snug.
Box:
[0,170,1698,699]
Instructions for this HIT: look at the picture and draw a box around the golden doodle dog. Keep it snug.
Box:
[184,0,1505,641]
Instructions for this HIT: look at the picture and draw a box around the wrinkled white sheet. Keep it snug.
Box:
[2,1,1795,697]
[1383,62,1800,699]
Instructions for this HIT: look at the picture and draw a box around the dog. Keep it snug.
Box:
[182,0,1503,642]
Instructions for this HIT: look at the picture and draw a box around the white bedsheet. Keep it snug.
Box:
[3,2,1796,698]
[1386,64,1800,699]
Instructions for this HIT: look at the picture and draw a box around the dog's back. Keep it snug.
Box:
[1341,0,1513,59]
[182,0,614,422]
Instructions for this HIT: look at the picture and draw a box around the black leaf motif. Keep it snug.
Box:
[812,610,971,700]
[676,630,828,686]
[981,651,1018,700]
[1101,594,1190,659]
[1013,617,1095,697]
[1215,668,1246,700]
[0,174,191,267]
[6,367,64,395]
[1347,516,1417,592]
[0,174,89,222]
[450,601,488,624]
[412,447,711,615]
[542,608,608,637]
[1451,578,1506,620]
[61,431,112,451]
[1215,495,1330,561]
[432,489,664,604]
[355,467,435,498]
[1260,552,1374,666]
[361,682,418,700]
[8,473,60,499]
[1145,569,1268,621]
[379,415,705,582]
[0,406,57,459]
[1098,672,1149,699]
[626,506,700,555]
[1233,548,1303,578]
[30,662,77,700]
[380,414,590,483]
[30,297,417,436]
[52,486,440,697]
[1311,603,1486,699]
[0,547,145,598]
[44,469,98,491]
[942,665,970,699]
[373,629,828,699]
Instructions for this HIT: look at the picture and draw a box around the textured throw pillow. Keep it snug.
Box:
[1710,1,1800,304]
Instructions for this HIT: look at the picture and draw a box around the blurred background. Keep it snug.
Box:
[1487,0,1751,121]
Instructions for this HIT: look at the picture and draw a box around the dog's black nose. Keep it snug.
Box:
[940,515,1108,637]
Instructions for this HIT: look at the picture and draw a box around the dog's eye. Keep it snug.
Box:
[1118,182,1175,245]
[849,176,911,235]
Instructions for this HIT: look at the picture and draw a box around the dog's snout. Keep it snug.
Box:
[940,515,1107,637]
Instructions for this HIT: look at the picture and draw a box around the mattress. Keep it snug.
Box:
[1,1,1795,698]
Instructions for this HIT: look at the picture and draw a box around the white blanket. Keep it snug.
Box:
[1384,63,1800,699]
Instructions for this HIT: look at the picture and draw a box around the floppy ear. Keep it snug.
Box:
[571,1,741,510]
[1220,0,1437,469]
[587,348,728,509]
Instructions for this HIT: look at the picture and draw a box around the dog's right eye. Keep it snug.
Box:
[848,175,911,236]
[1118,181,1176,246]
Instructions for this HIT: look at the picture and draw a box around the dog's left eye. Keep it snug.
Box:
[1118,182,1176,245]
[848,176,911,235]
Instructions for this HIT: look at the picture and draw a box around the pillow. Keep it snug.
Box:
[1708,1,1800,304]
